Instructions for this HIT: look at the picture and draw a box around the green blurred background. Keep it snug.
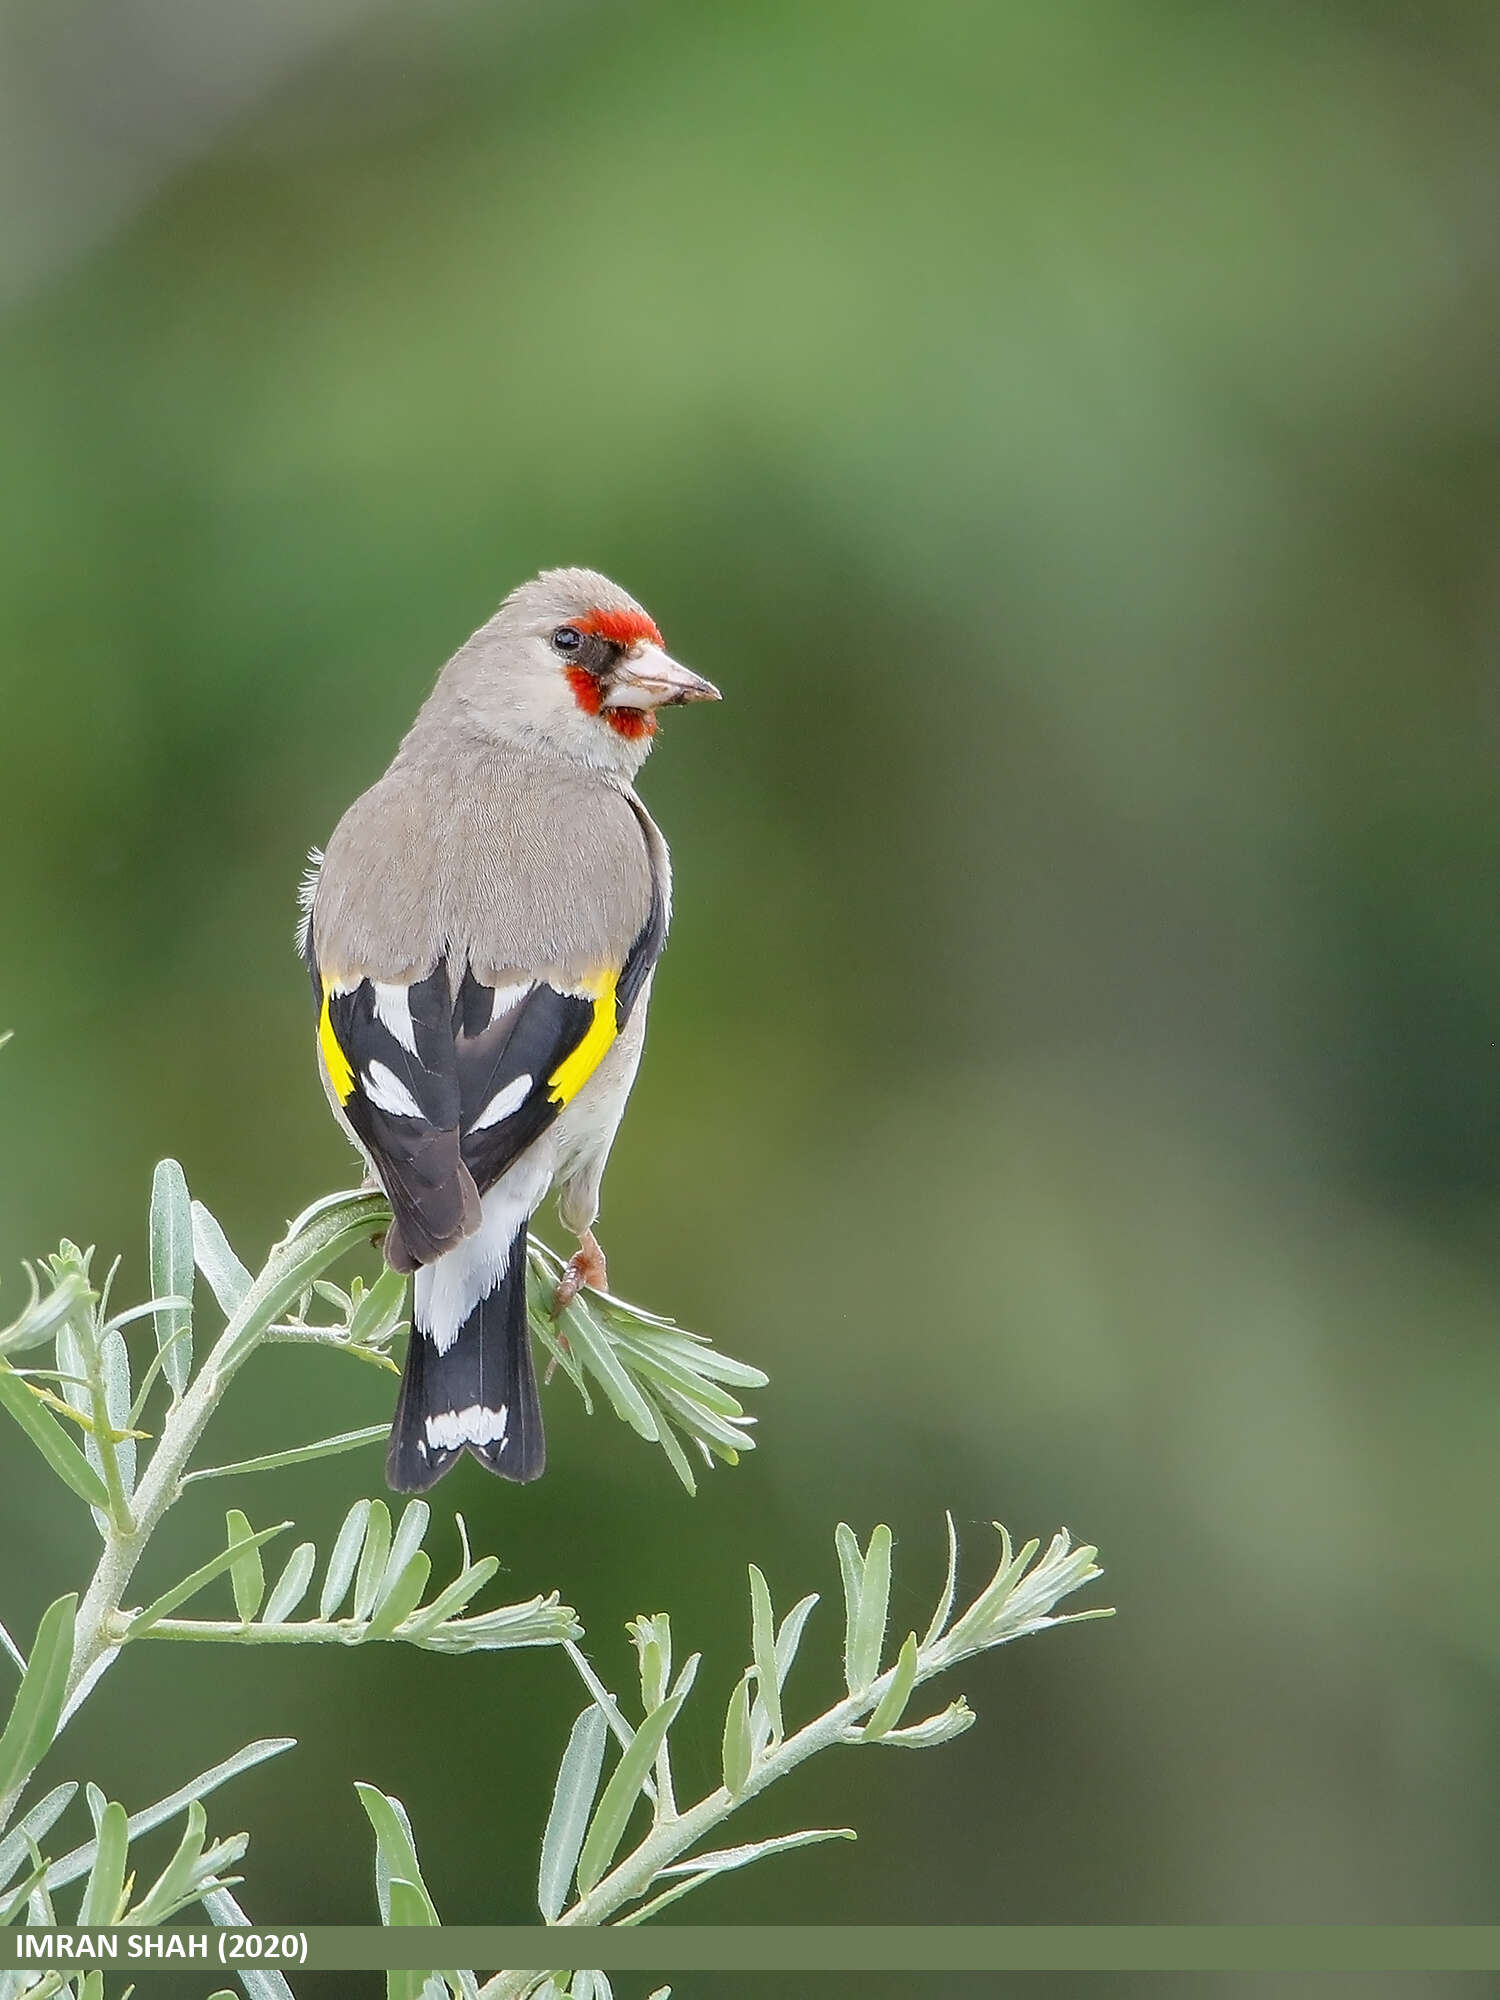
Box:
[4,0,1500,1990]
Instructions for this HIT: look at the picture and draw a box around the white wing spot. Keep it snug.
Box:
[364,1060,424,1120]
[470,1073,533,1132]
[477,981,533,1031]
[425,1404,508,1451]
[372,982,418,1054]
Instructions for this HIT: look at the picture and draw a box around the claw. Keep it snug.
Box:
[553,1228,608,1315]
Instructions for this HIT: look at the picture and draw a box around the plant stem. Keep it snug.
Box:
[0,1194,382,1838]
[476,1534,1105,2000]
[477,1656,970,2000]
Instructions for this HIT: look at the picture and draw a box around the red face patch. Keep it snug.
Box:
[564,665,603,715]
[605,707,656,741]
[565,605,664,739]
[574,607,665,649]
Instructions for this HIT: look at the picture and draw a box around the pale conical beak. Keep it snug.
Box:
[601,644,722,710]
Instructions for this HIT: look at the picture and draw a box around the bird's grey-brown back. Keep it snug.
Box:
[313,736,659,987]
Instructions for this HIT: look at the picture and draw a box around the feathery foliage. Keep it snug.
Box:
[0,1146,1106,1999]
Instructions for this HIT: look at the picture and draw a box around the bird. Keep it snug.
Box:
[298,568,720,1492]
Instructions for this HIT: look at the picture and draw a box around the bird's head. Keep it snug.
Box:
[448,567,721,770]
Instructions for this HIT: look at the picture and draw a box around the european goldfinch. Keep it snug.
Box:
[299,569,720,1491]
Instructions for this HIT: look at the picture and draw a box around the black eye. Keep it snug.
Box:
[552,626,583,655]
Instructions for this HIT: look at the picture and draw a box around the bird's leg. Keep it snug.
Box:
[553,1228,608,1315]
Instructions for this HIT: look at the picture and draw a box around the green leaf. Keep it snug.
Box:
[225,1510,266,1624]
[403,1589,577,1654]
[668,1650,701,1709]
[604,1322,767,1389]
[747,1566,781,1745]
[46,1739,294,1892]
[658,1826,858,1879]
[610,1340,750,1419]
[643,1376,754,1453]
[622,1827,856,1926]
[0,1783,77,1893]
[628,1614,670,1715]
[353,1501,393,1621]
[377,1502,431,1613]
[0,1847,53,1926]
[870,1695,977,1748]
[386,1960,434,2000]
[219,1189,393,1374]
[0,1594,76,1803]
[105,1298,188,1335]
[128,1800,210,1922]
[558,1302,658,1440]
[365,1554,432,1639]
[834,1523,864,1695]
[149,1160,194,1398]
[862,1631,919,1740]
[97,1327,135,1498]
[128,1523,289,1636]
[632,1385,697,1494]
[398,1558,500,1643]
[0,1364,111,1511]
[191,1202,252,1317]
[921,1511,960,1651]
[320,1498,372,1620]
[78,1800,128,1924]
[356,1785,439,1926]
[720,1671,753,1798]
[52,1316,125,1537]
[945,1526,1036,1649]
[849,1525,892,1694]
[262,1543,317,1625]
[574,1691,686,1896]
[0,1262,93,1359]
[538,1707,608,1923]
[183,1424,388,1486]
[124,1318,192,1428]
[347,1265,409,1346]
[773,1593,819,1689]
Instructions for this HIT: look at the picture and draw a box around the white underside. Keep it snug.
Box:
[413,1155,552,1353]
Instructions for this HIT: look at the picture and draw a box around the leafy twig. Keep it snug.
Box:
[354,1518,1109,2000]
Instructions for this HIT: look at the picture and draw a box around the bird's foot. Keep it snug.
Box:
[553,1229,608,1315]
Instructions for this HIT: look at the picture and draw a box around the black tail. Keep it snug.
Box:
[386,1225,545,1492]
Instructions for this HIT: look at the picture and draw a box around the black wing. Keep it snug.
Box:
[314,962,477,1269]
[310,874,666,1268]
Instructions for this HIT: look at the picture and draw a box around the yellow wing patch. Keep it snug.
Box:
[318,986,356,1105]
[547,971,620,1109]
